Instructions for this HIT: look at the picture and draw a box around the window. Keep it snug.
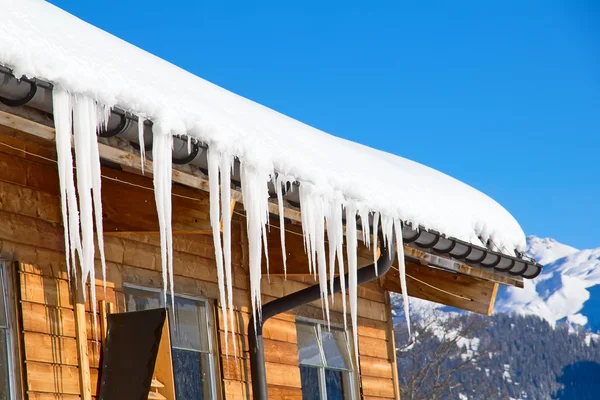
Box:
[124,286,217,400]
[0,264,13,400]
[296,320,356,400]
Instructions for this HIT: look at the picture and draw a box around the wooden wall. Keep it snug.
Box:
[0,124,399,399]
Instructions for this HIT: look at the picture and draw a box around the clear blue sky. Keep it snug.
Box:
[49,0,599,250]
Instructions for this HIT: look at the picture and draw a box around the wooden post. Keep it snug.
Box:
[99,300,108,345]
[73,283,92,400]
[385,290,402,400]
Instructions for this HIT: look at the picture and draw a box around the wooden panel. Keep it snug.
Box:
[154,315,176,400]
[382,261,499,315]
[358,336,389,359]
[359,356,393,379]
[265,362,301,388]
[223,379,251,400]
[100,166,212,235]
[20,273,72,309]
[25,362,98,396]
[263,339,299,365]
[361,376,396,398]
[21,302,76,338]
[267,385,303,400]
[23,332,79,366]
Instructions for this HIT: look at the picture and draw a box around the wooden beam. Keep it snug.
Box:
[385,291,401,400]
[404,246,523,288]
[382,261,499,315]
[72,282,92,400]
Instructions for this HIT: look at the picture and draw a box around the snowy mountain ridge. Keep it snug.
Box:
[496,236,600,328]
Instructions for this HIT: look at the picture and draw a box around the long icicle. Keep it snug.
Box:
[345,202,360,371]
[53,88,82,284]
[91,105,108,295]
[137,115,146,174]
[240,164,270,330]
[220,152,237,357]
[394,218,411,339]
[275,175,288,279]
[152,123,174,311]
[325,197,345,327]
[207,148,228,355]
[372,211,380,275]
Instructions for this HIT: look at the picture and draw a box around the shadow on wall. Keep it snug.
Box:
[553,361,600,399]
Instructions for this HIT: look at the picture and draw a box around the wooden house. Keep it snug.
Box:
[0,1,541,399]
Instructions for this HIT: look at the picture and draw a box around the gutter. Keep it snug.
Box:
[247,238,396,400]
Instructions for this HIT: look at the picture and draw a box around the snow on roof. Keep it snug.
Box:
[0,0,525,255]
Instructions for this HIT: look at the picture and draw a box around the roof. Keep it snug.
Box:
[0,0,527,258]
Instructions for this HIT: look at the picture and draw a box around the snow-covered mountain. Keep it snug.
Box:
[496,236,600,329]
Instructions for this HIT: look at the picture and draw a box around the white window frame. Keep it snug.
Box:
[296,317,358,400]
[0,262,16,400]
[123,283,218,399]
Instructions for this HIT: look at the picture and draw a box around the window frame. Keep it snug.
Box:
[296,317,358,400]
[123,283,219,399]
[0,261,17,400]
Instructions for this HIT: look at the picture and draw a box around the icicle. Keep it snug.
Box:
[71,94,111,345]
[152,124,174,312]
[92,105,108,295]
[137,116,146,174]
[207,149,229,355]
[381,214,395,260]
[220,152,237,356]
[393,218,411,339]
[298,185,330,325]
[299,184,317,278]
[345,202,360,371]
[187,136,192,155]
[325,197,347,330]
[240,164,270,331]
[372,211,380,275]
[53,88,82,284]
[358,206,371,250]
[275,175,288,279]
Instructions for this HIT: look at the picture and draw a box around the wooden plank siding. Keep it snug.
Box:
[0,122,399,399]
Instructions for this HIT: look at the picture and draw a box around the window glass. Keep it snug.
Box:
[171,297,209,352]
[321,329,351,370]
[124,286,214,400]
[125,286,161,312]
[325,369,344,400]
[296,320,355,400]
[172,349,213,400]
[300,365,321,400]
[297,323,324,367]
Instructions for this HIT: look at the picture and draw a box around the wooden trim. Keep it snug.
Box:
[487,283,499,316]
[404,246,523,288]
[7,262,26,400]
[154,315,176,400]
[384,291,401,400]
[73,282,92,400]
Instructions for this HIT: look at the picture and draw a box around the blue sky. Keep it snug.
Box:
[49,0,599,250]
